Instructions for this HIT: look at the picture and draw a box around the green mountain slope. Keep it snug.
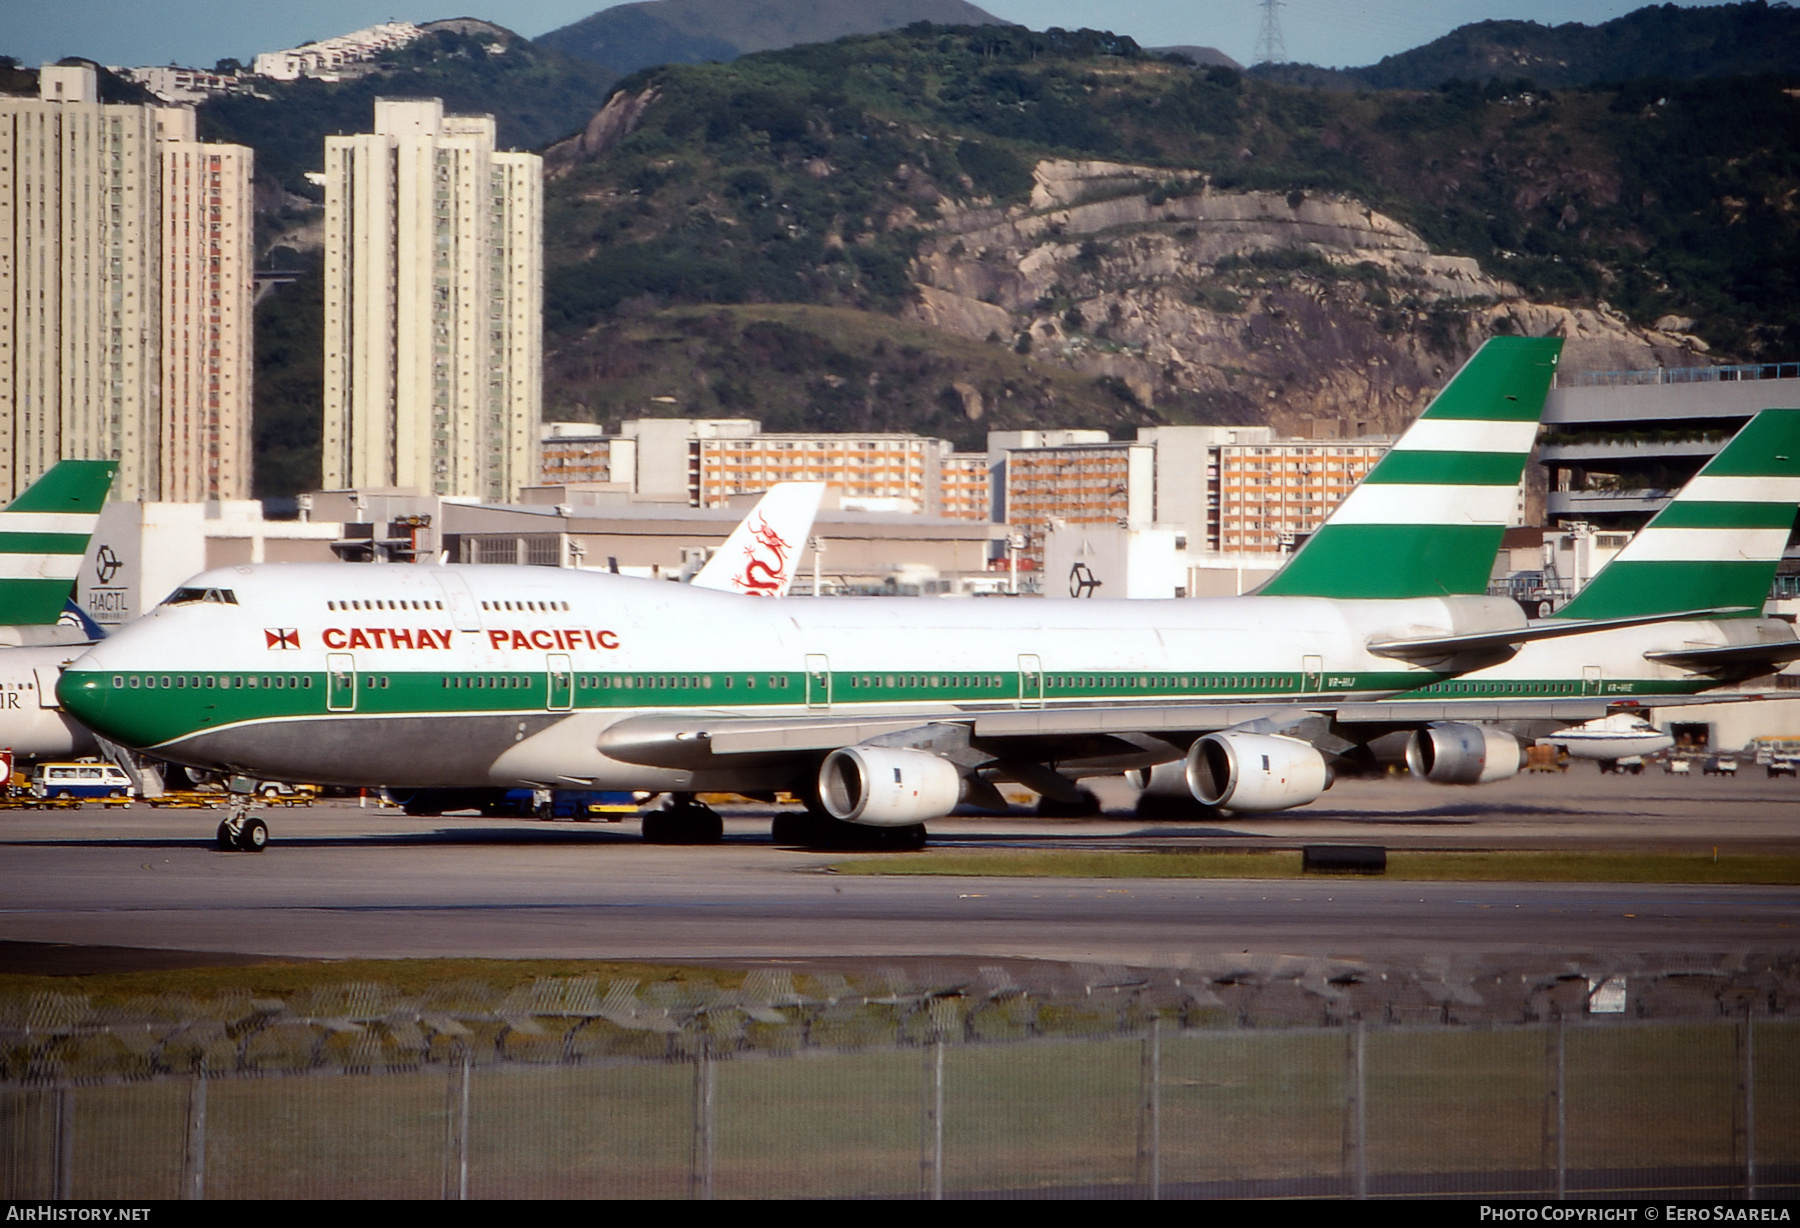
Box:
[544,23,1798,358]
[537,0,1007,76]
[1256,1,1800,90]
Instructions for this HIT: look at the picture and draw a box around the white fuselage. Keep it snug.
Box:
[59,563,1527,789]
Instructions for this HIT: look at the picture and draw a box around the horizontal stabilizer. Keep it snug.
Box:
[1643,639,1800,675]
[1367,606,1750,666]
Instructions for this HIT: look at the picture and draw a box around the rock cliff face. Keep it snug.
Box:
[904,159,1709,435]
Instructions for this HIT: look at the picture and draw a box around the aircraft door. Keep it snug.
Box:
[805,654,831,710]
[1302,655,1323,694]
[32,666,61,709]
[434,572,482,632]
[1582,665,1602,697]
[547,654,573,712]
[1018,654,1043,709]
[327,654,357,712]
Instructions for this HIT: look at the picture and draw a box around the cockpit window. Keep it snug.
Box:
[163,587,238,606]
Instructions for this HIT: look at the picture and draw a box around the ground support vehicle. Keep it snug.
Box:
[29,762,134,800]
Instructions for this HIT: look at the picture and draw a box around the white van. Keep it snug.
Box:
[31,762,135,800]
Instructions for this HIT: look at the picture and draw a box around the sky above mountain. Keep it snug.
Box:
[3,1,1729,78]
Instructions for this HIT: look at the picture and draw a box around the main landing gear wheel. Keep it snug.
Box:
[641,799,723,845]
[1034,788,1101,818]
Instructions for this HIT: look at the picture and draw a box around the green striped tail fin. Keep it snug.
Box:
[0,460,118,626]
[1258,335,1563,599]
[1554,408,1800,621]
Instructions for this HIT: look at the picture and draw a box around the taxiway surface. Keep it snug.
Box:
[1,769,1795,967]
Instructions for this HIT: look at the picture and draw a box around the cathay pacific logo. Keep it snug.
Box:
[266,628,300,650]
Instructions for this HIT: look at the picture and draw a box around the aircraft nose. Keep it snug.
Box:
[56,665,110,734]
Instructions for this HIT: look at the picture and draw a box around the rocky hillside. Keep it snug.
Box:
[539,22,1794,438]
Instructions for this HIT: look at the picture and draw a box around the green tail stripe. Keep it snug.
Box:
[1259,523,1502,599]
[1648,502,1800,530]
[5,460,119,514]
[1361,450,1530,486]
[1413,335,1562,422]
[0,578,78,626]
[0,531,93,555]
[1556,560,1774,621]
[1695,409,1800,477]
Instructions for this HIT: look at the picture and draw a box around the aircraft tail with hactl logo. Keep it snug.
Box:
[0,461,119,626]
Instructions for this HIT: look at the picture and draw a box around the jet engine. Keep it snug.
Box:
[818,746,963,826]
[1187,732,1331,813]
[1405,722,1524,785]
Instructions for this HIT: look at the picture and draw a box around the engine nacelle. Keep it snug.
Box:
[818,746,962,826]
[1405,723,1524,785]
[1188,732,1331,813]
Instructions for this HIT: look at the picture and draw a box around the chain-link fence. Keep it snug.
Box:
[3,959,1797,1200]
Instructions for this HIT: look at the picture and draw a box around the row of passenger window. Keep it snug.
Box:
[115,674,312,690]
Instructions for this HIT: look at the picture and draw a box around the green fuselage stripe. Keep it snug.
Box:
[67,667,1441,750]
[1360,451,1526,486]
[1257,523,1504,599]
[61,661,1718,753]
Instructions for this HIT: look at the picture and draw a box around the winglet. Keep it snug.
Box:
[1554,407,1800,621]
[691,482,827,597]
[1257,336,1562,599]
[0,460,118,626]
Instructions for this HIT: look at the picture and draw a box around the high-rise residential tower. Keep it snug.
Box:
[0,65,253,503]
[157,107,253,502]
[323,98,542,502]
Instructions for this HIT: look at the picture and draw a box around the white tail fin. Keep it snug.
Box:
[690,483,827,597]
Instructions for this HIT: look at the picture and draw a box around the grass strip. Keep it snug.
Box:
[0,957,739,1004]
[828,849,1800,884]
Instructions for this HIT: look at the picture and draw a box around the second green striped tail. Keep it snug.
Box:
[1554,408,1800,621]
[0,460,118,627]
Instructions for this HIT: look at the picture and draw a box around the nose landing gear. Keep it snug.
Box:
[215,779,270,851]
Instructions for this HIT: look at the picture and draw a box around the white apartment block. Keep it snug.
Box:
[324,98,542,503]
[252,23,424,82]
[118,66,256,105]
[0,66,252,503]
[157,108,253,501]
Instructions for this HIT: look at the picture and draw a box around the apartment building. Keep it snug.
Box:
[323,98,542,503]
[539,420,990,519]
[1001,441,1155,568]
[253,23,424,81]
[1212,438,1391,553]
[693,432,938,512]
[0,66,252,503]
[156,108,253,501]
[937,451,990,522]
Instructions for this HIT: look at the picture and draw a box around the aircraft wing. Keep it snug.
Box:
[589,690,1773,772]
